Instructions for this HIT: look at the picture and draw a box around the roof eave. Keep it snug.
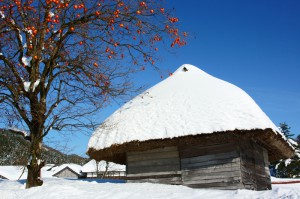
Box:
[87,128,294,164]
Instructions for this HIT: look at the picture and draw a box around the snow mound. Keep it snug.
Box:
[88,64,279,151]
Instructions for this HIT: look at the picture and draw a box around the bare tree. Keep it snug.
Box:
[102,161,109,178]
[0,0,187,188]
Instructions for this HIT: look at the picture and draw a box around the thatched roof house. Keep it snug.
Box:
[87,64,294,190]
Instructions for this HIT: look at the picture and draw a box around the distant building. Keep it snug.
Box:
[87,64,294,190]
[82,160,125,179]
[0,166,27,180]
[52,164,84,179]
[0,174,8,179]
[0,164,85,180]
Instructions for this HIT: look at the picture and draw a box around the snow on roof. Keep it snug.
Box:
[52,164,83,176]
[88,64,280,151]
[0,166,27,180]
[288,139,298,147]
[40,164,57,178]
[82,160,125,173]
[0,164,83,180]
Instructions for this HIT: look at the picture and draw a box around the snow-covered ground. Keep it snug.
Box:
[1,177,300,199]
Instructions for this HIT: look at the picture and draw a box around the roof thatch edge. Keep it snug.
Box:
[87,128,294,164]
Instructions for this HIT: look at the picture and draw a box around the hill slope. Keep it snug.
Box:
[0,129,88,166]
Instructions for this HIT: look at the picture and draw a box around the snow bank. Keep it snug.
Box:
[1,178,300,199]
[89,64,279,151]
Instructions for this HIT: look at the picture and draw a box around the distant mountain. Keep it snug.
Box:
[0,129,88,166]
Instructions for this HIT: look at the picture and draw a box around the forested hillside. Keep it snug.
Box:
[0,129,88,165]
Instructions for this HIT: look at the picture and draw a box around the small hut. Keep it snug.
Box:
[52,164,84,179]
[87,64,294,190]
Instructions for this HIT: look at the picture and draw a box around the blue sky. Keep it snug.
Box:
[49,0,300,156]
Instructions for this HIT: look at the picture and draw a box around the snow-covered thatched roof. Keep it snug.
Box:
[87,64,294,163]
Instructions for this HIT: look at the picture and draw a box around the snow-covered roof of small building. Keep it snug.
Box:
[82,160,125,173]
[87,64,294,163]
[52,164,83,176]
[41,164,57,178]
[0,166,27,180]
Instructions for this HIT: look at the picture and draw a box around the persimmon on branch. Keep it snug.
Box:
[0,0,186,131]
[0,0,187,188]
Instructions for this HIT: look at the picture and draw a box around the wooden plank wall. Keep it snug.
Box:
[54,168,79,178]
[126,139,271,190]
[239,140,271,190]
[179,143,244,189]
[126,147,182,185]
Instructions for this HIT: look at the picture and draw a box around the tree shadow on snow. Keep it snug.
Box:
[68,178,126,184]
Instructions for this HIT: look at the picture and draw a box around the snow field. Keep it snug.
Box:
[1,178,300,199]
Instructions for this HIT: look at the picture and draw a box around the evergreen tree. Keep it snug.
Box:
[296,135,300,146]
[271,123,300,178]
[279,122,294,138]
[0,129,88,166]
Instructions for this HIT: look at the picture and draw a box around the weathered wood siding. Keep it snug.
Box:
[240,140,271,190]
[54,167,79,178]
[180,143,243,189]
[126,139,271,190]
[126,147,181,184]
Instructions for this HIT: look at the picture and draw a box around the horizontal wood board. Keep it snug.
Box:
[127,147,180,175]
[125,140,272,190]
[239,139,271,190]
[179,143,243,189]
[127,177,182,185]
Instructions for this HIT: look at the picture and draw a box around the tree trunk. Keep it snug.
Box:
[26,130,45,189]
[96,160,100,178]
[102,161,109,179]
